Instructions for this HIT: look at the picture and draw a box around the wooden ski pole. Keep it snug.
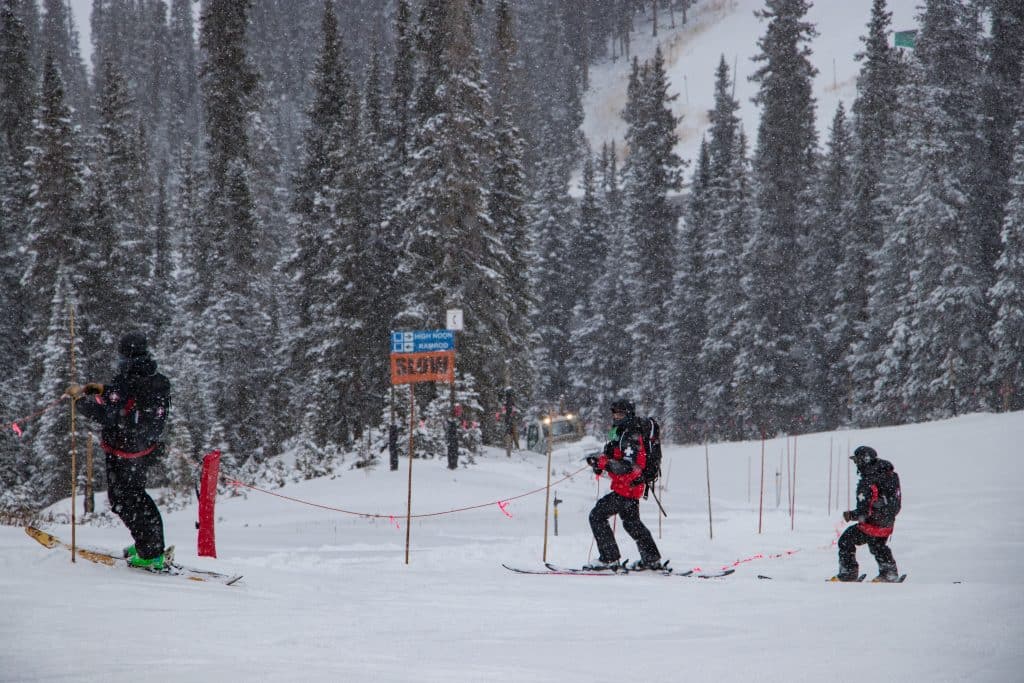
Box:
[69,305,77,562]
[705,443,713,540]
[758,430,766,534]
[405,388,414,565]
[542,410,553,562]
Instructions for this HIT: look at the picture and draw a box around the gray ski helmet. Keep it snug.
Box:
[850,445,878,467]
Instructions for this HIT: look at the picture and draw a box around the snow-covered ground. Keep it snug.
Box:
[3,410,1022,682]
[583,0,921,167]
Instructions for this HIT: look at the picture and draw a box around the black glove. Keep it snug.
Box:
[585,455,602,475]
[603,441,616,458]
[843,511,855,522]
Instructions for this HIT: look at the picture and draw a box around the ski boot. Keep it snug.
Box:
[122,544,137,559]
[128,552,166,571]
[872,564,900,583]
[582,558,622,571]
[629,558,665,571]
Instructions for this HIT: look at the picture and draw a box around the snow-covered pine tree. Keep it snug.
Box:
[39,0,88,124]
[620,46,684,420]
[887,0,989,420]
[0,0,36,444]
[167,0,200,158]
[989,119,1024,413]
[839,0,902,426]
[23,51,88,396]
[733,0,818,436]
[198,0,275,466]
[808,102,853,430]
[489,0,535,411]
[82,57,154,360]
[662,139,707,442]
[967,0,1024,307]
[30,268,81,506]
[701,130,754,440]
[693,56,743,439]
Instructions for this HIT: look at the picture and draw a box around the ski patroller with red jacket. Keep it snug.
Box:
[836,445,901,582]
[72,332,171,564]
[584,398,661,570]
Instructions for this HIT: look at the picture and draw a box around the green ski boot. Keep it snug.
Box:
[128,552,165,571]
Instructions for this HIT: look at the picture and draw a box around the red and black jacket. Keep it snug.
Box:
[596,421,647,500]
[850,459,901,537]
[78,355,171,459]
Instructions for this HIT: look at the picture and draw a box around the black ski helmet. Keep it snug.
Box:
[610,397,635,426]
[850,445,878,468]
[118,331,149,359]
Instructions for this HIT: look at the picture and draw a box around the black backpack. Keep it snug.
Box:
[639,416,662,496]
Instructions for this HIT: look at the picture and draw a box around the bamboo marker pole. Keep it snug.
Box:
[542,409,553,562]
[790,435,797,531]
[758,431,766,534]
[827,437,833,514]
[705,443,713,540]
[68,305,77,562]
[405,388,415,565]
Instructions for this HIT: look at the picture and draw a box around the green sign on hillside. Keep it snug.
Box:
[894,30,916,49]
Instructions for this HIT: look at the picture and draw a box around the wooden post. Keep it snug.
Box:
[758,431,765,534]
[542,410,553,562]
[69,305,76,562]
[827,437,833,515]
[847,440,852,509]
[405,388,415,565]
[790,435,797,531]
[705,443,713,540]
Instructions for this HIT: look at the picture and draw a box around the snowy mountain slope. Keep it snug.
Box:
[3,411,1023,682]
[582,0,921,166]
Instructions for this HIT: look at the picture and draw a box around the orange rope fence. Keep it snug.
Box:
[222,465,591,520]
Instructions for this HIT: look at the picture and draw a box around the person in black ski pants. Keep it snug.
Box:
[836,445,901,582]
[68,332,171,569]
[584,398,661,570]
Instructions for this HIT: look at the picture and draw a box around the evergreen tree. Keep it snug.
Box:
[389,0,415,163]
[23,52,88,358]
[885,0,989,420]
[734,0,818,435]
[701,130,754,439]
[198,0,273,464]
[620,46,683,419]
[30,267,81,505]
[39,0,88,123]
[489,0,535,406]
[840,0,902,425]
[989,119,1024,413]
[0,0,37,427]
[811,102,853,429]
[663,139,706,441]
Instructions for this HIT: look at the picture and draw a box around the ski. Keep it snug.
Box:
[674,568,735,579]
[503,562,733,579]
[828,573,867,582]
[25,526,243,586]
[502,563,621,576]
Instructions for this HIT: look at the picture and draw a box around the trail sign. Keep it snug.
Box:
[894,30,916,49]
[390,351,455,385]
[390,329,456,385]
[390,330,455,353]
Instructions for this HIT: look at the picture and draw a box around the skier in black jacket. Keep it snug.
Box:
[68,332,171,570]
[835,445,901,582]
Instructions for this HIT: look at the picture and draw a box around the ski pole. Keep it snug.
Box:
[10,394,69,436]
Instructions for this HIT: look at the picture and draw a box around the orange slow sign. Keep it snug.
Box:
[390,351,455,385]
